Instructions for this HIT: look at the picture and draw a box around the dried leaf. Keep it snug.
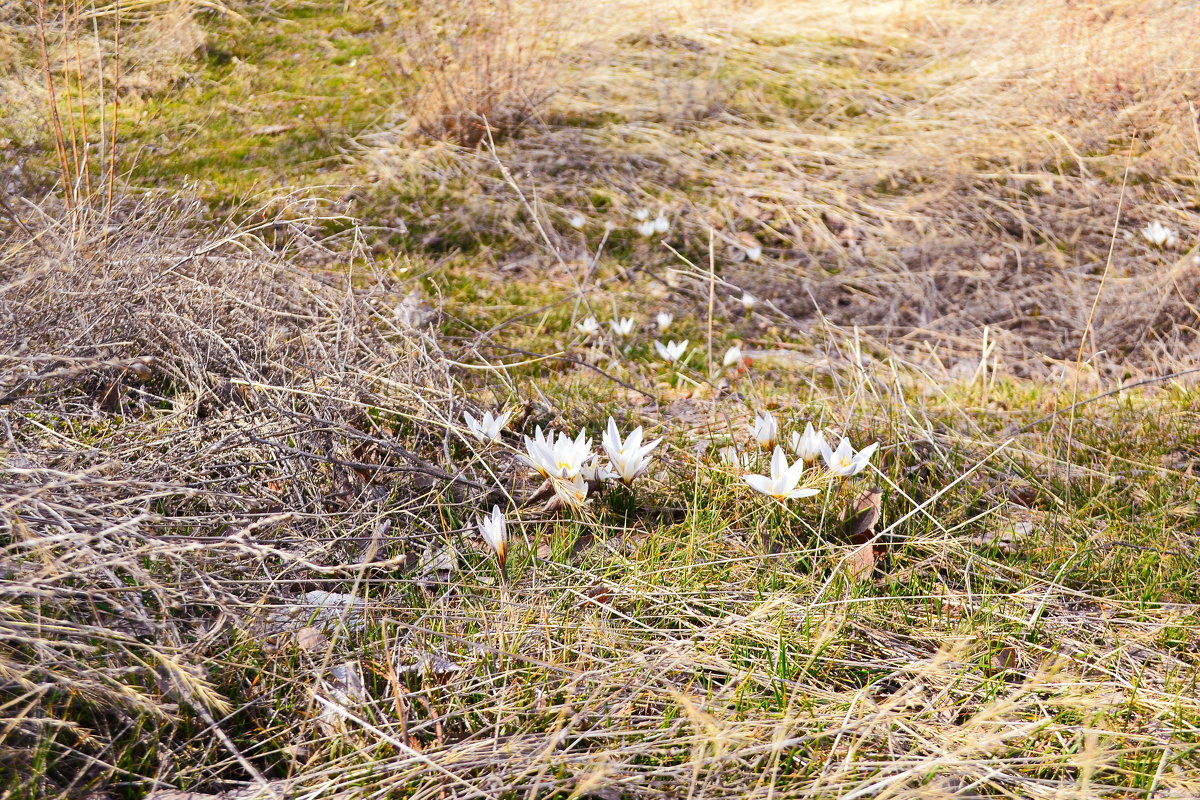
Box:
[986,646,1020,678]
[316,660,368,736]
[839,488,883,581]
[579,583,614,609]
[266,590,367,634]
[845,541,876,580]
[294,626,329,652]
[841,487,882,543]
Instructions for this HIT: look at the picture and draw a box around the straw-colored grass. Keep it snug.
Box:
[1,1,1198,798]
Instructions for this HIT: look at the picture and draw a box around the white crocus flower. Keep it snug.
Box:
[1141,221,1177,248]
[522,427,594,480]
[656,312,674,332]
[636,220,657,237]
[463,409,511,444]
[568,213,586,230]
[601,416,662,485]
[788,421,826,463]
[722,345,744,369]
[611,317,636,337]
[632,207,650,222]
[654,339,689,364]
[475,505,509,568]
[744,446,820,500]
[819,436,880,478]
[739,292,758,311]
[577,316,600,337]
[750,411,778,449]
[718,446,748,470]
[653,212,670,234]
[548,429,593,479]
[521,426,557,478]
[737,233,763,262]
[580,459,619,484]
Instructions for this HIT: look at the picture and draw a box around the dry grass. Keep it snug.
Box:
[366,0,1200,375]
[396,0,577,146]
[2,1,1200,798]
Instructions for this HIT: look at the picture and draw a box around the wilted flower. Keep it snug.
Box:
[611,317,636,337]
[788,421,826,463]
[463,409,511,444]
[551,473,590,509]
[820,436,880,478]
[744,446,820,500]
[654,339,689,364]
[1141,221,1177,248]
[636,220,657,237]
[568,212,586,230]
[475,505,509,568]
[653,213,670,234]
[722,345,744,369]
[739,292,758,311]
[750,411,778,448]
[656,312,674,331]
[601,416,662,485]
[577,316,600,337]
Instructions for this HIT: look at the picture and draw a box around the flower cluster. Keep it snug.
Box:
[736,413,879,501]
[471,415,664,571]
[520,417,661,509]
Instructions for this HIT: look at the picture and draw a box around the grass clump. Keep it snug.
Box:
[2,0,1200,798]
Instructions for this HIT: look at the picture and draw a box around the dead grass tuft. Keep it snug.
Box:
[396,0,575,147]
[0,198,480,796]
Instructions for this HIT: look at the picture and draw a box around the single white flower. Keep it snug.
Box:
[636,220,657,237]
[521,427,593,480]
[788,421,826,463]
[463,409,511,444]
[1141,221,1177,248]
[577,316,600,337]
[718,445,748,470]
[750,411,778,449]
[744,446,820,500]
[611,317,636,337]
[549,429,593,479]
[580,460,619,484]
[568,212,586,230]
[819,436,880,478]
[737,233,763,262]
[739,292,758,311]
[521,426,556,478]
[722,345,744,369]
[632,207,650,222]
[601,416,662,485]
[475,505,509,567]
[656,312,674,332]
[654,339,689,364]
[653,212,670,234]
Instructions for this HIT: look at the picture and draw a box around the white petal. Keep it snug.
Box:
[769,446,788,477]
[744,474,775,495]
